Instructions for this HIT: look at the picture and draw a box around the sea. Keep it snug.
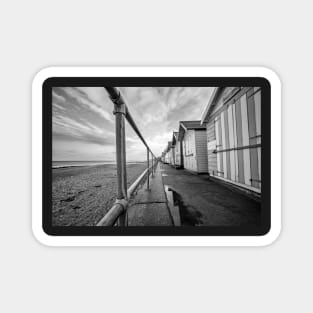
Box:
[52,161,144,169]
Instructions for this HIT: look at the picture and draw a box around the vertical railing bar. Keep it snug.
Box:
[103,87,159,225]
[115,109,124,200]
[109,88,127,226]
[121,116,128,200]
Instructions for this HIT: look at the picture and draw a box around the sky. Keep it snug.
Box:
[52,87,214,161]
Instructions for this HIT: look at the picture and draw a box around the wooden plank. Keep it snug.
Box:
[254,89,262,186]
[195,130,209,173]
[221,111,227,179]
[258,147,261,185]
[214,119,220,175]
[223,108,231,180]
[217,118,223,176]
[254,89,261,142]
[247,93,259,188]
[227,105,236,181]
[235,99,244,184]
[240,94,251,186]
[232,102,239,182]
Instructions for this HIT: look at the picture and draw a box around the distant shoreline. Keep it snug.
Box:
[52,161,146,169]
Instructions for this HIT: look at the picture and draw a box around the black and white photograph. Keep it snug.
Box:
[49,82,267,233]
[5,0,313,311]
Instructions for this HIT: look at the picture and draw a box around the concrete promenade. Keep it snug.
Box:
[127,162,261,226]
[160,163,261,226]
[127,163,173,226]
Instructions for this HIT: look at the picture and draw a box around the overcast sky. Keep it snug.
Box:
[52,87,214,161]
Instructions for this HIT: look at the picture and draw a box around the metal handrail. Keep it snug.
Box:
[96,87,157,226]
[96,163,155,226]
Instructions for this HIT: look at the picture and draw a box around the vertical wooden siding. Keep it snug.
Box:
[175,143,181,166]
[254,88,262,185]
[216,116,224,177]
[206,87,261,193]
[195,130,208,173]
[182,130,197,172]
[207,120,217,175]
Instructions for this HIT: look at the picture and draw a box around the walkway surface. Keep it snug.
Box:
[160,163,261,226]
[127,163,173,226]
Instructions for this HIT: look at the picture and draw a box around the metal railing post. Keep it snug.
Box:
[110,89,128,226]
[98,87,159,226]
[147,148,150,190]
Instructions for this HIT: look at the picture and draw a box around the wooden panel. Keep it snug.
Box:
[217,118,223,175]
[240,94,251,186]
[227,105,236,181]
[247,94,260,188]
[215,118,223,177]
[195,130,209,173]
[207,121,216,141]
[247,94,257,141]
[258,147,261,184]
[232,103,239,182]
[207,120,217,175]
[215,120,221,176]
[183,130,197,172]
[175,143,181,166]
[254,89,261,138]
[254,89,261,187]
[235,99,245,183]
[223,108,231,180]
[221,111,227,179]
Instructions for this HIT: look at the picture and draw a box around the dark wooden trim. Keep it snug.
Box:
[222,87,241,104]
[249,134,262,139]
[214,143,261,153]
[247,87,261,98]
[250,178,262,183]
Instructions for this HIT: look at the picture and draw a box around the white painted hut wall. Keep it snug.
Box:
[165,152,170,163]
[206,120,218,175]
[171,147,175,165]
[182,130,197,172]
[195,130,208,173]
[169,150,172,164]
[203,87,261,193]
[175,142,181,166]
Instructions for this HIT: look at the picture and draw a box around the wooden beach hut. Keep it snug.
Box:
[164,150,168,164]
[178,121,208,173]
[161,152,165,163]
[200,87,261,194]
[164,142,172,164]
[171,131,182,168]
[168,141,175,166]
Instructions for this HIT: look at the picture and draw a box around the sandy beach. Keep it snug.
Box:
[52,162,147,226]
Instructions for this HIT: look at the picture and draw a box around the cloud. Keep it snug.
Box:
[53,87,214,160]
[61,87,114,123]
[52,91,66,103]
[53,103,66,111]
[53,115,115,146]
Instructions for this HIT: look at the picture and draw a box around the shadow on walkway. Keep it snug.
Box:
[160,163,261,227]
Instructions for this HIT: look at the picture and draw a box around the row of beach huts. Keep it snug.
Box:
[161,87,261,194]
